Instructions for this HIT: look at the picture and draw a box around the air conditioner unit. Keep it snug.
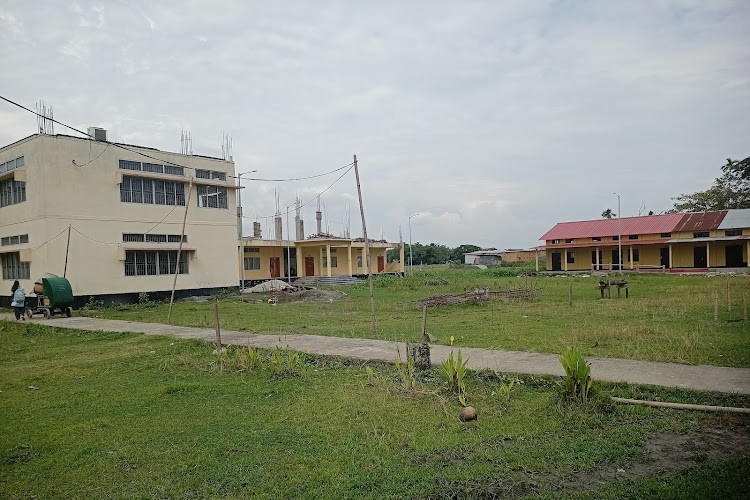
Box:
[87,127,107,141]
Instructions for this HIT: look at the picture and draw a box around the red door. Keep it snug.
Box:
[377,256,385,273]
[270,257,281,278]
[304,257,315,276]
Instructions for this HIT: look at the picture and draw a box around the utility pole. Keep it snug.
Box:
[63,225,71,277]
[354,155,377,338]
[614,192,622,275]
[168,180,193,323]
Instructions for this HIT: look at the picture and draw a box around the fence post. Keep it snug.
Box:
[214,301,222,348]
[714,292,718,322]
[569,284,573,307]
[744,293,747,321]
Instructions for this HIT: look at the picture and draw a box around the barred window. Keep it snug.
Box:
[0,156,24,174]
[725,229,742,237]
[1,252,30,280]
[142,163,164,173]
[245,247,260,253]
[119,160,142,171]
[167,235,187,243]
[123,233,145,243]
[330,256,338,268]
[120,175,185,206]
[196,169,226,181]
[1,234,28,246]
[0,179,26,207]
[145,234,167,243]
[164,165,184,176]
[197,185,227,209]
[243,257,261,270]
[125,250,188,276]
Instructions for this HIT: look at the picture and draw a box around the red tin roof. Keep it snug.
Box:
[539,213,685,241]
[539,238,670,250]
[672,211,727,232]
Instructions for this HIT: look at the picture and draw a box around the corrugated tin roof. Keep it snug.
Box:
[718,209,750,229]
[539,213,684,241]
[672,211,727,232]
[539,238,670,250]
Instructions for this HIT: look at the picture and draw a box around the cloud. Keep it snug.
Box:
[1,1,749,247]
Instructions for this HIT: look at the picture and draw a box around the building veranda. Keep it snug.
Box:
[539,210,750,272]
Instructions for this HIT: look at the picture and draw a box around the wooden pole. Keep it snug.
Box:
[612,397,750,414]
[421,304,428,342]
[213,300,222,348]
[744,293,747,321]
[728,289,732,320]
[63,225,72,277]
[168,180,192,323]
[569,283,573,307]
[353,155,377,338]
[714,292,718,322]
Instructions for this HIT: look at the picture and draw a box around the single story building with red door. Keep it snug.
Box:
[538,209,750,272]
[239,235,404,284]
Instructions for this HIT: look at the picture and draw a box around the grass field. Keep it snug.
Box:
[1,321,749,499]
[81,268,750,368]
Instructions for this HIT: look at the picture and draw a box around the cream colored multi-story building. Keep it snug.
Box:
[1,132,241,305]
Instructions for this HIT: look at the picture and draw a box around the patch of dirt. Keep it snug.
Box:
[419,416,750,499]
[276,289,350,303]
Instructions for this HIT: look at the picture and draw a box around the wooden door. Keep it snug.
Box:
[611,250,621,271]
[551,252,562,271]
[270,257,281,278]
[693,247,707,268]
[304,257,315,276]
[660,248,670,268]
[591,250,602,270]
[377,256,385,273]
[725,245,743,267]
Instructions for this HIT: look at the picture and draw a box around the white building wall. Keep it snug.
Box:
[1,134,240,299]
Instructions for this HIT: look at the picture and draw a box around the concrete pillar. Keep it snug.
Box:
[348,245,353,276]
[629,246,633,270]
[564,250,568,272]
[669,244,673,269]
[596,246,600,270]
[326,244,332,277]
[706,242,711,269]
[296,247,304,278]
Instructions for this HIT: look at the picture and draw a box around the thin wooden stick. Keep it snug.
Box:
[213,300,222,348]
[612,397,750,414]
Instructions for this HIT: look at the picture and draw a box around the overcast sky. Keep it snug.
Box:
[1,1,748,249]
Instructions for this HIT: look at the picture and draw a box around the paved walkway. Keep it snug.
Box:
[5,315,750,396]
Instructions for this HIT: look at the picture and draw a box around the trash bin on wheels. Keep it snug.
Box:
[26,276,74,319]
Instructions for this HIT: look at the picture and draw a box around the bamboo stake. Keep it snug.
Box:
[213,300,222,348]
[569,283,573,307]
[714,292,718,321]
[744,293,747,321]
[612,397,750,414]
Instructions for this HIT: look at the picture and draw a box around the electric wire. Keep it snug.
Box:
[1,94,355,182]
[30,226,70,250]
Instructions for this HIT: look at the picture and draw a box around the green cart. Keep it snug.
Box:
[26,276,74,319]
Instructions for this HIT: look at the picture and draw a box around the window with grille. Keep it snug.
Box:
[243,257,261,270]
[693,231,709,238]
[0,156,24,174]
[164,165,184,176]
[330,256,338,268]
[124,250,188,276]
[245,247,260,253]
[725,229,742,237]
[120,175,185,206]
[142,163,164,173]
[123,233,186,243]
[119,160,142,171]
[1,252,30,280]
[566,251,575,264]
[1,234,28,246]
[628,235,639,240]
[660,233,672,238]
[196,169,227,181]
[0,179,26,207]
[197,185,227,209]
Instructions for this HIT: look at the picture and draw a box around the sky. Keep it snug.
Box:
[1,1,749,249]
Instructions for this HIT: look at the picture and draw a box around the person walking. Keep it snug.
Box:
[11,280,26,321]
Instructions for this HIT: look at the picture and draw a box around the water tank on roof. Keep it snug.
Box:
[87,127,107,141]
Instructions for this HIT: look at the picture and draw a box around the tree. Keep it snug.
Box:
[450,244,481,263]
[671,156,750,212]
[601,208,616,219]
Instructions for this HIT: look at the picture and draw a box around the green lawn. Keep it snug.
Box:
[82,268,750,367]
[1,321,748,498]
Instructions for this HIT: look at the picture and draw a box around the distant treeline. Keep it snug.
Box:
[387,243,485,265]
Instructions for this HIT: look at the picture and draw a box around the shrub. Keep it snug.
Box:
[559,347,593,404]
[442,350,468,405]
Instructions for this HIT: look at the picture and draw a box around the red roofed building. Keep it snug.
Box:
[538,210,750,272]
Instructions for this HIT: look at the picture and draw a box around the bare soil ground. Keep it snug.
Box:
[425,415,750,498]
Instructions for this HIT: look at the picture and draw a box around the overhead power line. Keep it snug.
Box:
[0,94,354,183]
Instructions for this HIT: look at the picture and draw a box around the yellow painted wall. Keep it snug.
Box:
[241,246,285,280]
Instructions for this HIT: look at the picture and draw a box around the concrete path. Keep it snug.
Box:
[5,315,750,396]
